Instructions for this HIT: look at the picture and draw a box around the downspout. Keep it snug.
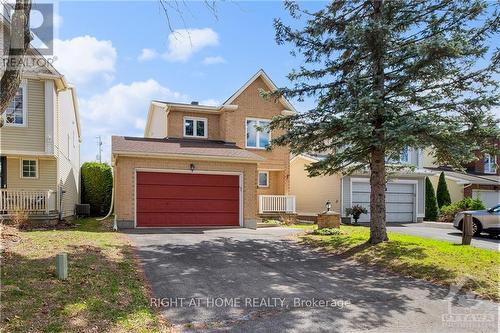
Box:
[97,156,116,230]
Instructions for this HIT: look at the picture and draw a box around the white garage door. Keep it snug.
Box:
[472,190,500,209]
[352,181,415,223]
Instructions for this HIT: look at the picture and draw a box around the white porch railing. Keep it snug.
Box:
[0,190,56,214]
[259,195,296,214]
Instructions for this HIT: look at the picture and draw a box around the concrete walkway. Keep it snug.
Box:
[126,227,498,332]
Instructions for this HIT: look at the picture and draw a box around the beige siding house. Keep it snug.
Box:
[113,69,296,228]
[0,30,81,219]
[291,152,431,223]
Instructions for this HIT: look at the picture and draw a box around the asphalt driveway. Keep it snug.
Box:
[126,227,498,332]
[385,222,500,251]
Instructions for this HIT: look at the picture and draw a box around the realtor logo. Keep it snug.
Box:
[2,2,54,55]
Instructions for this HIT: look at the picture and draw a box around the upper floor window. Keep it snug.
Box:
[246,118,270,149]
[387,147,410,164]
[21,159,37,178]
[399,147,410,163]
[4,84,26,127]
[184,116,207,138]
[484,154,496,174]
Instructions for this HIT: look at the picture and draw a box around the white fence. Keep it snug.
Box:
[259,195,296,214]
[0,190,56,214]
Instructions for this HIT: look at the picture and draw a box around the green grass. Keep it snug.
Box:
[0,218,169,333]
[297,225,500,301]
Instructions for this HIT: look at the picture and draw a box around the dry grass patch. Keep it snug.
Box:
[0,218,169,333]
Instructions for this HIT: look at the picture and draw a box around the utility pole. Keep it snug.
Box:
[96,136,103,163]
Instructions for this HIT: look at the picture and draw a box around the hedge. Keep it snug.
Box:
[425,177,438,221]
[436,172,452,208]
[81,162,113,216]
[439,197,486,222]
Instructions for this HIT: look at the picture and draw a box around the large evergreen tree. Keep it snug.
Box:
[436,172,452,208]
[425,177,438,221]
[268,0,499,243]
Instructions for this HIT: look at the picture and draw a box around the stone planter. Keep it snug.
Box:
[317,211,340,229]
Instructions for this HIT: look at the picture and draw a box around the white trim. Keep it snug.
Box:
[290,154,320,164]
[20,158,38,179]
[245,117,271,150]
[223,69,297,113]
[134,168,244,228]
[183,116,208,138]
[3,80,27,128]
[258,171,269,188]
[44,80,55,154]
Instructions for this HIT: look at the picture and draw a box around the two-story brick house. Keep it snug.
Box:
[423,141,499,208]
[111,70,296,228]
[0,47,81,219]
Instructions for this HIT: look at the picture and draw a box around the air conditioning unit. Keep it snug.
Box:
[75,204,90,217]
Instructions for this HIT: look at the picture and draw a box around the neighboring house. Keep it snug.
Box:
[0,19,81,220]
[423,142,500,208]
[111,69,296,228]
[291,148,432,223]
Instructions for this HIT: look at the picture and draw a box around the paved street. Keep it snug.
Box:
[126,227,498,332]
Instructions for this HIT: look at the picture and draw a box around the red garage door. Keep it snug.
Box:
[136,172,240,227]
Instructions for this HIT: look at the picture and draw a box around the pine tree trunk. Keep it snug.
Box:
[369,148,388,243]
[368,0,388,244]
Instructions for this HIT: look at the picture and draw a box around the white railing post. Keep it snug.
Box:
[258,195,296,214]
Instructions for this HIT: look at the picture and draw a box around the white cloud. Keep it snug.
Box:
[138,48,159,62]
[53,36,117,85]
[202,56,226,65]
[163,28,219,62]
[200,99,220,106]
[79,80,188,163]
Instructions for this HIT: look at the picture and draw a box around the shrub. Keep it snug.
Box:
[436,172,452,208]
[313,228,344,236]
[438,197,486,222]
[425,177,438,221]
[81,162,113,216]
[11,209,29,230]
[345,205,368,224]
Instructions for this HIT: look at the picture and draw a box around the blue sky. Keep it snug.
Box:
[51,1,499,164]
[52,0,323,163]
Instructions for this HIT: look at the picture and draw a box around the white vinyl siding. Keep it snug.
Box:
[0,79,45,152]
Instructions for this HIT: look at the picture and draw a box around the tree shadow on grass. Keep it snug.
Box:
[0,243,167,333]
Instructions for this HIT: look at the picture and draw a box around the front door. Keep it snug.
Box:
[0,156,6,189]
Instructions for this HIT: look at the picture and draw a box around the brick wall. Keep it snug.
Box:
[114,156,258,224]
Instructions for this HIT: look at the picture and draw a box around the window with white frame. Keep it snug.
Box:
[484,154,496,174]
[246,118,270,149]
[184,117,207,138]
[258,171,269,187]
[21,159,37,178]
[4,85,26,126]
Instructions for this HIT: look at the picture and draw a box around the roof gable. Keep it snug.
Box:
[223,69,297,113]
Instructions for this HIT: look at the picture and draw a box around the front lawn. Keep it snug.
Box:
[297,224,500,301]
[0,218,169,333]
